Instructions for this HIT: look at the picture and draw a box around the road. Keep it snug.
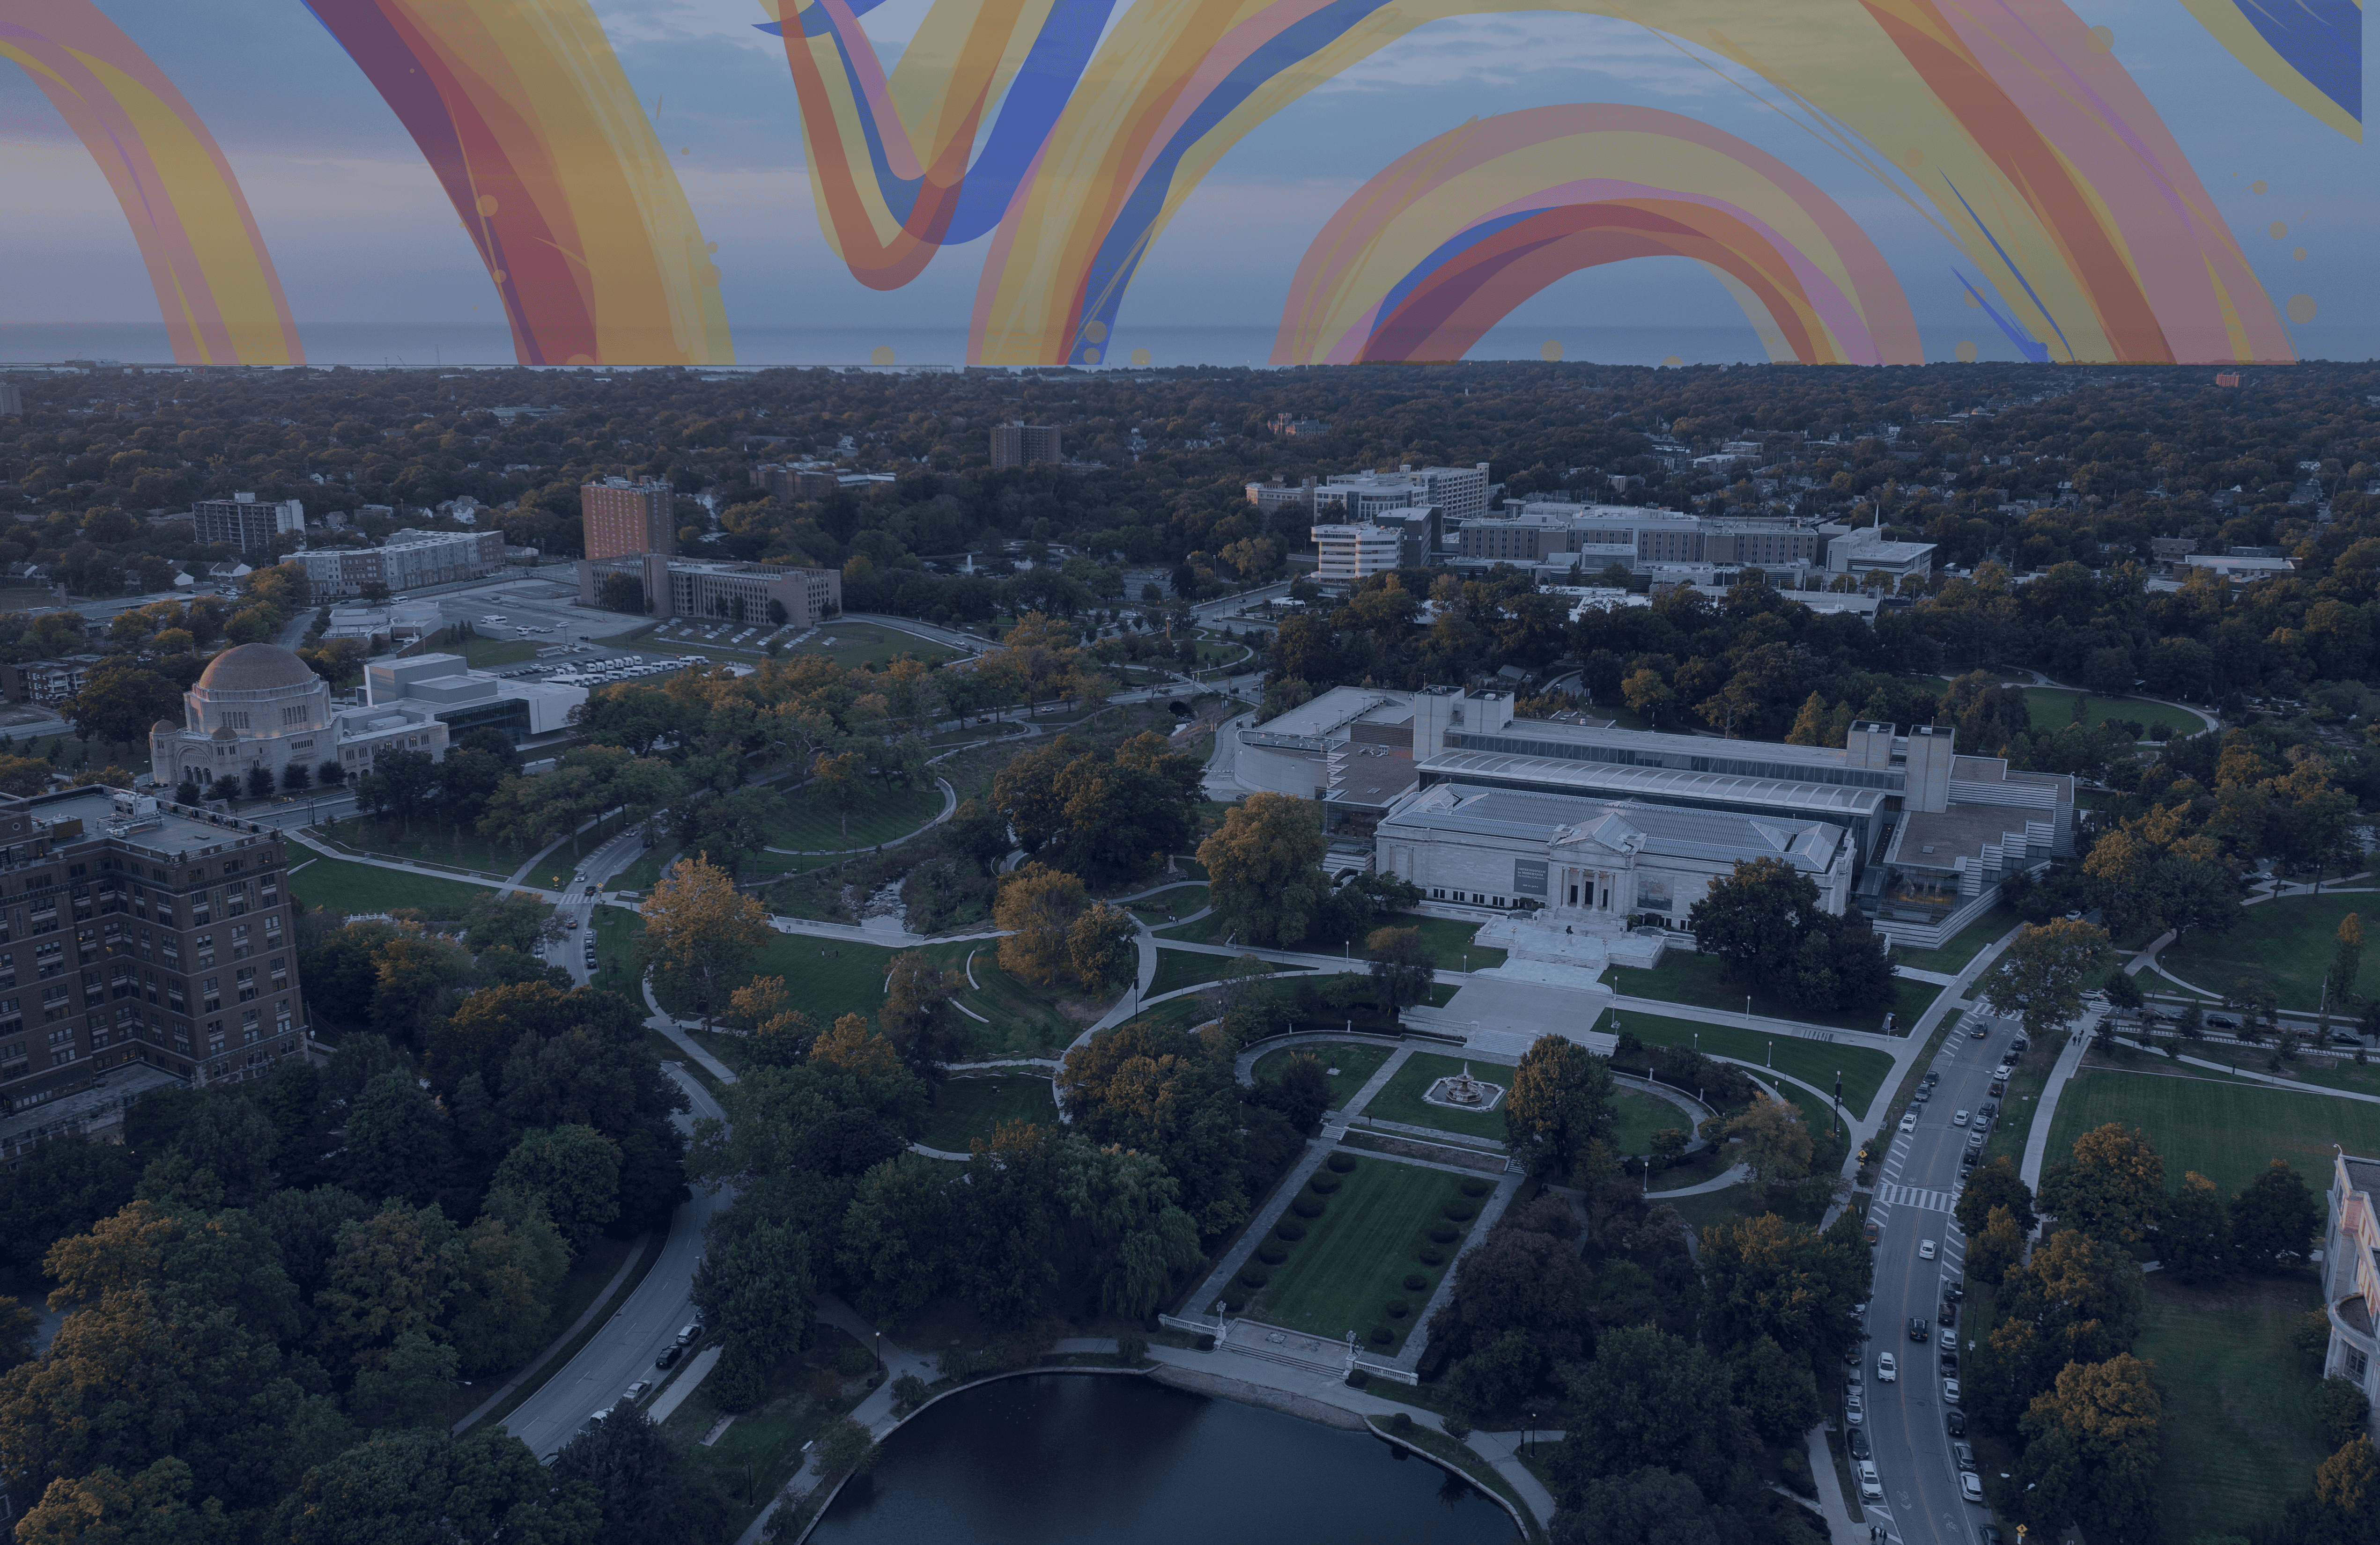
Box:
[1861,1010,2033,1545]
[502,1063,732,1460]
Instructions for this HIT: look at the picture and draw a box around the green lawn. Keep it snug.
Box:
[288,854,493,919]
[315,815,543,880]
[767,779,943,852]
[1604,949,1939,1036]
[1147,949,1301,999]
[784,624,960,670]
[1246,1154,1478,1353]
[591,906,645,998]
[612,845,677,892]
[2168,894,2380,1010]
[1976,1046,2054,1169]
[1125,883,1206,922]
[1891,904,2021,976]
[1612,1009,1893,1118]
[1609,1088,1691,1155]
[2135,1272,2329,1540]
[917,1076,1055,1152]
[1387,917,1504,972]
[952,959,1107,1058]
[2018,687,2205,740]
[1358,1051,1513,1140]
[453,635,545,669]
[1249,1040,1397,1108]
[2043,1066,2380,1198]
[649,927,972,1030]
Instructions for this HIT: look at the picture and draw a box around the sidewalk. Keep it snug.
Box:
[2021,1029,2092,1189]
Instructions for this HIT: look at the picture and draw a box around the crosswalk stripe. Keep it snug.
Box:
[1876,1182,1956,1212]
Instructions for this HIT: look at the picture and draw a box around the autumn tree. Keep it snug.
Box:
[1196,792,1330,948]
[2038,1122,2165,1245]
[2014,1354,2164,1542]
[2161,1170,2231,1283]
[1066,902,1137,993]
[2230,1157,2325,1268]
[1503,1034,1617,1183]
[637,852,771,1025]
[2334,912,2365,1007]
[1954,1156,2037,1238]
[725,976,813,1065]
[1981,917,2114,1042]
[1967,1204,2027,1287]
[994,862,1087,986]
[1366,925,1436,1009]
[1728,1092,1816,1190]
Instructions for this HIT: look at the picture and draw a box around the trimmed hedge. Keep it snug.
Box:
[1459,1178,1492,1198]
[1328,1153,1358,1173]
[1368,1326,1394,1346]
[1428,1224,1458,1244]
[1418,1246,1446,1265]
[1309,1173,1341,1195]
[1276,1221,1307,1242]
[1384,1301,1410,1320]
[1291,1195,1326,1219]
[1257,1243,1289,1265]
[1402,1273,1429,1292]
[1239,1266,1269,1288]
[1443,1201,1477,1221]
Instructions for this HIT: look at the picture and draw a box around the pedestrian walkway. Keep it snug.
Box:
[2021,1029,2092,1188]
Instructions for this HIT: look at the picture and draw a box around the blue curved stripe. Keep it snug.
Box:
[1943,176,2072,362]
[1072,0,1384,358]
[1953,268,2049,362]
[758,0,1113,243]
[1372,210,1548,328]
[2234,0,2360,122]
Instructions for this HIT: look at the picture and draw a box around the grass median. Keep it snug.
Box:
[1249,1154,1482,1354]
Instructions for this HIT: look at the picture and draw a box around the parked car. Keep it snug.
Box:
[1899,1112,1919,1133]
[1940,1351,1959,1374]
[2011,1036,2030,1053]
[1944,1377,1962,1404]
[1954,1441,1977,1471]
[1907,1317,1930,1342]
[655,1345,683,1370]
[2206,1013,2241,1030]
[1960,1471,1986,1505]
[1846,1390,1864,1425]
[1939,1300,1956,1326]
[1924,1070,1940,1087]
[1848,1427,1870,1460]
[1945,1409,1966,1438]
[1858,1461,1884,1503]
[1877,1354,1897,1383]
[1919,1239,1937,1260]
[624,1380,651,1403]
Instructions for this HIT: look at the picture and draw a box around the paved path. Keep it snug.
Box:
[1648,1160,1754,1198]
[2020,1027,2092,1189]
[451,1232,650,1434]
[1804,1423,1862,1543]
[762,777,958,856]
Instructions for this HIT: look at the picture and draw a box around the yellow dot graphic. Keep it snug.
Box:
[1129,348,1151,368]
[706,242,719,254]
[2286,294,2317,324]
[2085,25,2113,52]
[476,194,499,217]
[1082,347,1101,364]
[2250,179,2269,194]
[2294,246,2308,261]
[1963,291,1981,308]
[871,345,895,366]
[490,270,506,285]
[1662,355,1684,368]
[680,147,690,156]
[1955,340,1979,362]
[1541,339,1564,361]
[1083,320,1108,343]
[1901,147,1924,171]
[2269,221,2288,239]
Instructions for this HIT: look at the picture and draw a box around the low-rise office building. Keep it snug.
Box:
[365,653,587,740]
[194,494,305,555]
[576,553,842,627]
[283,529,505,598]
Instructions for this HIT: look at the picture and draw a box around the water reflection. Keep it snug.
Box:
[809,1375,1519,1545]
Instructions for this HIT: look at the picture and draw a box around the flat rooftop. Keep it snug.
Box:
[1252,686,1406,739]
[1419,748,1890,819]
[1382,783,1844,872]
[1889,804,2048,869]
[27,786,284,862]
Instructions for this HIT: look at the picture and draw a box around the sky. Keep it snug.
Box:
[0,0,2372,366]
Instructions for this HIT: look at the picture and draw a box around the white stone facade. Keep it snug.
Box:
[1375,783,1854,926]
[149,643,449,792]
[2323,1152,2380,1435]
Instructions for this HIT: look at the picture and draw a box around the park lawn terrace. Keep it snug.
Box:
[1247,1155,1478,1354]
[2042,1065,2380,1199]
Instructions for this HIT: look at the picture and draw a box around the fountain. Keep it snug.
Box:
[1421,1062,1506,1111]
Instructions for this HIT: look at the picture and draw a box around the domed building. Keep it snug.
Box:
[150,642,449,791]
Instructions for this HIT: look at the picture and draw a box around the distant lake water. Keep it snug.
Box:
[806,1374,1521,1545]
[0,321,1768,370]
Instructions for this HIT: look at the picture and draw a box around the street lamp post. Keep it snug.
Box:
[1767,1038,1773,1067]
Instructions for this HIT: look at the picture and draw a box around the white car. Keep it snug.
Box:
[1953,1109,1970,1126]
[1858,1461,1884,1504]
[1920,1239,1937,1260]
[1960,1471,1985,1505]
[1846,1390,1863,1425]
[1876,1353,1897,1383]
[1899,1111,1918,1133]
[1944,1377,1962,1404]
